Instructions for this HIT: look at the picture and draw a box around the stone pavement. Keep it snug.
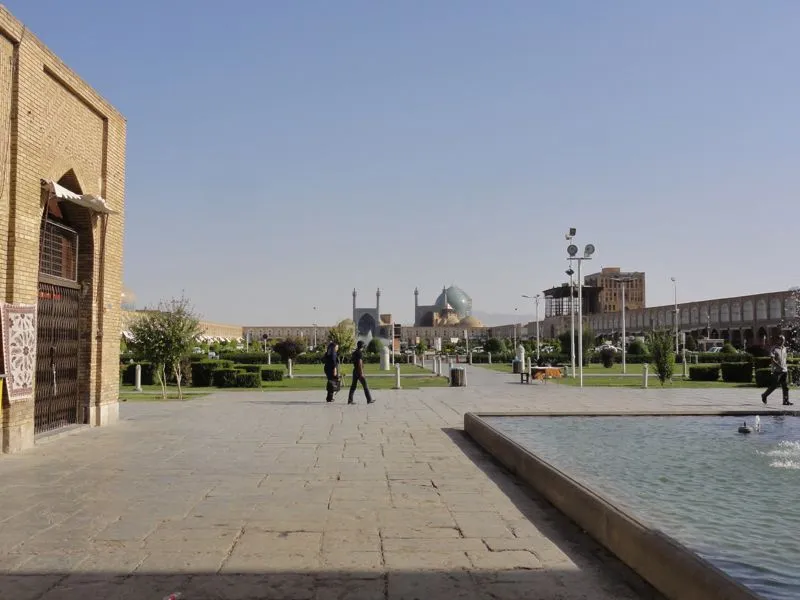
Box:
[0,366,767,599]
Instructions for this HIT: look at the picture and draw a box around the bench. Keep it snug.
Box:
[520,366,564,384]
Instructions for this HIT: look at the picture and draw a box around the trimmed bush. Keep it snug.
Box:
[261,367,284,382]
[720,362,753,383]
[188,354,209,363]
[191,360,224,387]
[755,368,775,388]
[600,347,616,368]
[745,345,771,358]
[234,364,262,373]
[753,357,773,370]
[213,368,239,388]
[235,372,261,388]
[121,362,157,386]
[628,339,647,356]
[689,364,720,381]
[720,343,737,355]
[220,352,270,364]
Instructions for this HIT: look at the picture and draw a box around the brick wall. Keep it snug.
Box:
[0,6,126,451]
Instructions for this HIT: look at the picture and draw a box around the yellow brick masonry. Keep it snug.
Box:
[0,6,127,452]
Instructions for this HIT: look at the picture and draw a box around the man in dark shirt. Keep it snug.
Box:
[348,340,374,405]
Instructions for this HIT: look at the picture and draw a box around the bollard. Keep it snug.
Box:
[463,366,468,386]
[267,352,271,365]
[488,351,492,364]
[413,354,417,366]
[288,359,293,379]
[135,364,142,392]
[642,363,649,388]
[468,351,473,365]
[394,363,401,389]
[437,357,442,377]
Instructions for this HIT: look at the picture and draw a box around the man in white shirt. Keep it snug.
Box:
[761,335,792,406]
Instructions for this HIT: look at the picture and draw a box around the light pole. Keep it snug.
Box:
[513,307,518,349]
[567,265,576,378]
[522,294,541,360]
[567,238,596,388]
[312,306,318,349]
[671,277,679,355]
[611,277,634,374]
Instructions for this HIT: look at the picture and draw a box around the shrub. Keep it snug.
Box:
[485,338,506,354]
[745,345,770,358]
[755,368,775,388]
[121,362,157,386]
[234,364,262,373]
[647,330,675,385]
[366,338,384,354]
[720,362,753,383]
[273,337,308,363]
[600,347,616,368]
[191,360,224,387]
[720,343,737,355]
[261,367,284,382]
[689,365,720,381]
[628,339,647,355]
[235,372,261,388]
[188,354,209,363]
[213,368,239,388]
[753,357,773,370]
[220,352,270,364]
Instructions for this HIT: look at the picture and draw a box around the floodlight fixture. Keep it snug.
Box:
[584,244,595,258]
[567,244,578,257]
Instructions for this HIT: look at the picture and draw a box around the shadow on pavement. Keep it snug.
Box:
[441,428,664,600]
[0,567,653,599]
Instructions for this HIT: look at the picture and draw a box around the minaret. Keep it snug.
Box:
[352,288,357,322]
[414,287,419,326]
[376,287,381,316]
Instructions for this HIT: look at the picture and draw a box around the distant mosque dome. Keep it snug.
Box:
[459,315,484,328]
[435,285,472,319]
[121,285,137,310]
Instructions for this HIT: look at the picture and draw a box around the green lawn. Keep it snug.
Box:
[289,363,430,376]
[119,372,447,402]
[476,362,760,388]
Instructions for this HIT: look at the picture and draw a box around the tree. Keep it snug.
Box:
[599,347,616,368]
[485,338,506,354]
[647,329,675,385]
[416,340,428,354]
[366,338,384,354]
[129,295,203,400]
[628,338,647,355]
[327,319,356,358]
[273,337,308,364]
[558,327,594,363]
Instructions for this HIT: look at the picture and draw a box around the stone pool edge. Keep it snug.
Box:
[464,411,775,600]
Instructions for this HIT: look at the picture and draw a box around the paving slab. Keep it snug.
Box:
[0,364,766,598]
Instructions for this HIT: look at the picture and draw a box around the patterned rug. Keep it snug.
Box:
[1,303,37,402]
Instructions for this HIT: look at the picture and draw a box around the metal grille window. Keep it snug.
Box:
[39,221,78,281]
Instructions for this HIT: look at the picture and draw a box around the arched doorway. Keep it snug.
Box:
[35,171,94,433]
[357,313,376,336]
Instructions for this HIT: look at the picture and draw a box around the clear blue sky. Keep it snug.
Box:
[7,1,800,326]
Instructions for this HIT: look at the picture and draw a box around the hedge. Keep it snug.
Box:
[191,360,224,387]
[235,372,261,388]
[261,367,284,382]
[689,365,720,381]
[234,364,262,374]
[121,362,157,386]
[220,352,272,364]
[755,368,774,388]
[214,368,239,388]
[720,362,753,383]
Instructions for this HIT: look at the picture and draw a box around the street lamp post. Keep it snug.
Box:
[567,264,576,378]
[312,306,318,349]
[567,235,595,388]
[521,294,542,360]
[611,277,634,374]
[671,277,679,355]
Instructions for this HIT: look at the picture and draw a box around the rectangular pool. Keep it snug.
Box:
[484,414,800,600]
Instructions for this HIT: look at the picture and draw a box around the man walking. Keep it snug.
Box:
[348,340,375,405]
[762,335,793,406]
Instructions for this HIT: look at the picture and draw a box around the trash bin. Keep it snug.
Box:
[512,360,521,374]
[450,367,466,387]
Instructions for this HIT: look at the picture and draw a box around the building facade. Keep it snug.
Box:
[541,290,795,348]
[584,267,645,314]
[1,7,126,453]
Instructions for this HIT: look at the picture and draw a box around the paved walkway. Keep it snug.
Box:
[0,366,767,599]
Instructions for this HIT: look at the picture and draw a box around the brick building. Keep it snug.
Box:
[583,267,646,313]
[0,7,126,453]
